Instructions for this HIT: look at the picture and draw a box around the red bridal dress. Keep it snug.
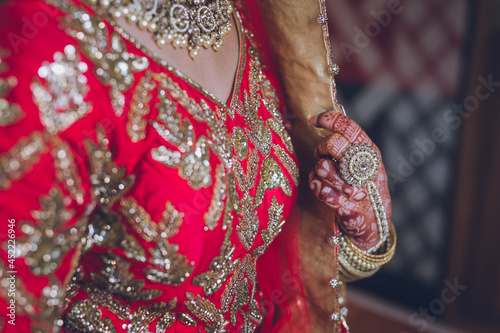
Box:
[0,0,318,332]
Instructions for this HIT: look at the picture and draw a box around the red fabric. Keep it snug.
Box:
[0,0,314,332]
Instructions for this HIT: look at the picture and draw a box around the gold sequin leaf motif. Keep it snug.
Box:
[0,47,25,127]
[62,7,149,116]
[31,45,92,135]
[13,187,86,276]
[84,125,136,209]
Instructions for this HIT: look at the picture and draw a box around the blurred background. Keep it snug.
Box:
[325,0,500,332]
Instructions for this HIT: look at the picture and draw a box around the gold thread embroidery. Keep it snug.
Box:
[51,137,86,204]
[273,144,299,187]
[151,136,212,189]
[0,131,47,190]
[84,125,135,209]
[60,6,149,116]
[14,187,87,276]
[204,164,227,231]
[146,238,194,286]
[31,45,92,134]
[66,299,118,333]
[261,196,285,247]
[0,47,25,127]
[185,292,229,332]
[120,197,159,243]
[127,72,156,142]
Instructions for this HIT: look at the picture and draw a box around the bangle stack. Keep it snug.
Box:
[337,223,396,282]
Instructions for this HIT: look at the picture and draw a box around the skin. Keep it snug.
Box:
[115,14,240,103]
[308,110,392,250]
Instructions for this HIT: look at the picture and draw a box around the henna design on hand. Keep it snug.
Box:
[308,111,392,250]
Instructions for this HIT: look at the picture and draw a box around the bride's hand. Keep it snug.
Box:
[308,110,392,250]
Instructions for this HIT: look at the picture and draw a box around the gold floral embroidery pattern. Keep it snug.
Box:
[127,72,156,142]
[120,197,160,243]
[260,197,285,248]
[204,164,227,231]
[0,47,25,127]
[256,156,293,204]
[152,83,194,153]
[60,4,149,116]
[14,187,86,276]
[220,255,260,326]
[0,131,47,190]
[146,238,194,286]
[84,125,135,209]
[31,45,92,135]
[66,299,117,333]
[90,253,162,302]
[232,126,249,160]
[51,137,86,204]
[119,197,194,285]
[152,136,213,189]
[273,144,299,187]
[192,239,240,297]
[185,292,229,333]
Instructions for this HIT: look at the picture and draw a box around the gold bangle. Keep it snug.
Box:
[341,223,397,266]
[337,224,396,281]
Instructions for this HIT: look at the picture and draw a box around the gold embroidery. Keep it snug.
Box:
[204,164,226,231]
[82,285,131,322]
[120,234,147,262]
[232,126,249,161]
[83,209,125,251]
[243,92,272,158]
[268,116,295,154]
[14,187,86,276]
[185,292,229,333]
[119,197,193,285]
[193,241,240,296]
[31,45,92,134]
[126,301,177,333]
[256,156,293,204]
[273,144,299,187]
[0,131,47,190]
[157,312,176,333]
[152,85,194,153]
[84,125,135,209]
[241,312,257,333]
[120,197,159,243]
[127,72,156,142]
[159,201,184,239]
[32,277,68,332]
[261,196,285,247]
[66,299,117,333]
[236,193,259,251]
[146,238,194,286]
[0,48,25,127]
[64,266,84,308]
[177,312,198,327]
[220,255,259,326]
[51,137,86,204]
[151,136,212,189]
[61,5,149,116]
[90,253,162,302]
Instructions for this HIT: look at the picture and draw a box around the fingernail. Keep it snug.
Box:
[308,115,318,125]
